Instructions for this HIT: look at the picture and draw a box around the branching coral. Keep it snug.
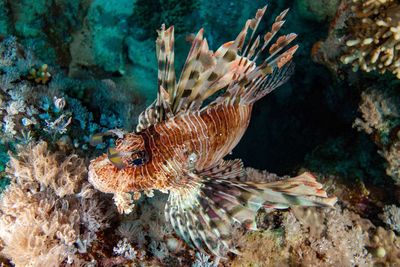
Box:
[113,238,138,260]
[353,88,400,184]
[353,89,399,139]
[28,64,51,84]
[341,0,400,78]
[290,207,373,266]
[0,142,114,266]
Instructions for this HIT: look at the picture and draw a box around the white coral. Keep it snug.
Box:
[6,100,25,115]
[113,192,135,214]
[113,238,137,260]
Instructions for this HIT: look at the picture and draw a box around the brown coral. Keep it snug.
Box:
[341,0,400,78]
[353,89,400,184]
[0,142,113,267]
[8,142,87,197]
[381,137,400,184]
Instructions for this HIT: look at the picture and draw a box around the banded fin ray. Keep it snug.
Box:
[165,160,337,257]
[137,5,298,132]
[209,7,298,106]
[137,25,175,132]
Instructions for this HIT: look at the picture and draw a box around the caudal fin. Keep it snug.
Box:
[165,161,336,257]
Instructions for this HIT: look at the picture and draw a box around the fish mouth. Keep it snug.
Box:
[88,157,116,194]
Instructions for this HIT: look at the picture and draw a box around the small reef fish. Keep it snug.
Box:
[89,5,337,257]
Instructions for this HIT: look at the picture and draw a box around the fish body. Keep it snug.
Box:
[89,5,337,257]
[89,103,252,193]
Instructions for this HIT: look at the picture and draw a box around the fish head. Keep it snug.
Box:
[88,133,148,193]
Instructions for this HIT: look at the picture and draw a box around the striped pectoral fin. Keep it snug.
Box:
[166,185,234,257]
[165,160,261,256]
[165,161,337,257]
[251,172,338,207]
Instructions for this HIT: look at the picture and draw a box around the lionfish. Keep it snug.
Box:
[89,5,337,256]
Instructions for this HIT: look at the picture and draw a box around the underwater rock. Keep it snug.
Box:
[6,0,89,66]
[132,0,198,39]
[198,0,265,47]
[9,0,48,38]
[86,0,134,73]
[295,0,341,22]
[0,0,10,36]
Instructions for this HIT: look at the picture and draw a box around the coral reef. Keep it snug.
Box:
[115,192,193,265]
[353,88,400,184]
[230,203,400,267]
[341,0,400,78]
[0,0,398,266]
[0,142,114,266]
[296,0,341,22]
[0,36,144,151]
[229,168,372,266]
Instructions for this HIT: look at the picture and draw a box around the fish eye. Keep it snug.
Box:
[128,150,148,167]
[131,158,145,166]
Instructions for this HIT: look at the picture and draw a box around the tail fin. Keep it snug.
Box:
[165,163,336,257]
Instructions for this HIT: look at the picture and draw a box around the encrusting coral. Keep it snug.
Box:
[368,226,400,266]
[0,142,113,266]
[341,0,400,78]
